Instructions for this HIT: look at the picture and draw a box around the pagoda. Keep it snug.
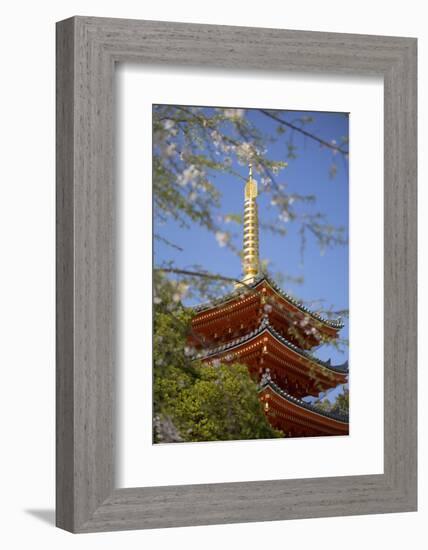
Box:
[189,165,349,438]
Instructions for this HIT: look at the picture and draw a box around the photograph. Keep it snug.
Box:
[152,104,350,443]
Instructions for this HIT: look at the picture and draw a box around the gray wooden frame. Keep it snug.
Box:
[56,16,417,533]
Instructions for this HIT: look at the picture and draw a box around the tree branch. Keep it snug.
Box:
[155,267,244,286]
[259,109,349,155]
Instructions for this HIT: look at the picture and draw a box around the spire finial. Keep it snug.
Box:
[240,163,260,285]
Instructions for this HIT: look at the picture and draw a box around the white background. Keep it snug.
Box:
[0,1,425,549]
[118,67,383,487]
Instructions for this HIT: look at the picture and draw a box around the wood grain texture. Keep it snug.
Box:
[56,18,75,532]
[56,16,417,533]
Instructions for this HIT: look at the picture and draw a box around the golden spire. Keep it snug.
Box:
[242,163,260,284]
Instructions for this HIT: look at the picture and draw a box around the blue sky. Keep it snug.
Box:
[154,106,349,378]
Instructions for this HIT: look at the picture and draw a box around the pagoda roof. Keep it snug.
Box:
[192,275,344,330]
[259,376,349,424]
[193,316,349,375]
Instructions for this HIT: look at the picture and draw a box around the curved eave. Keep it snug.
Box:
[193,318,349,376]
[257,277,344,330]
[192,275,344,330]
[259,380,349,424]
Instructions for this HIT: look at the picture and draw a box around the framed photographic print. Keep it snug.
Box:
[56,17,417,532]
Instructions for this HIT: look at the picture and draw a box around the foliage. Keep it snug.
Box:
[153,274,282,443]
[314,389,349,416]
[171,363,281,442]
[330,390,349,415]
